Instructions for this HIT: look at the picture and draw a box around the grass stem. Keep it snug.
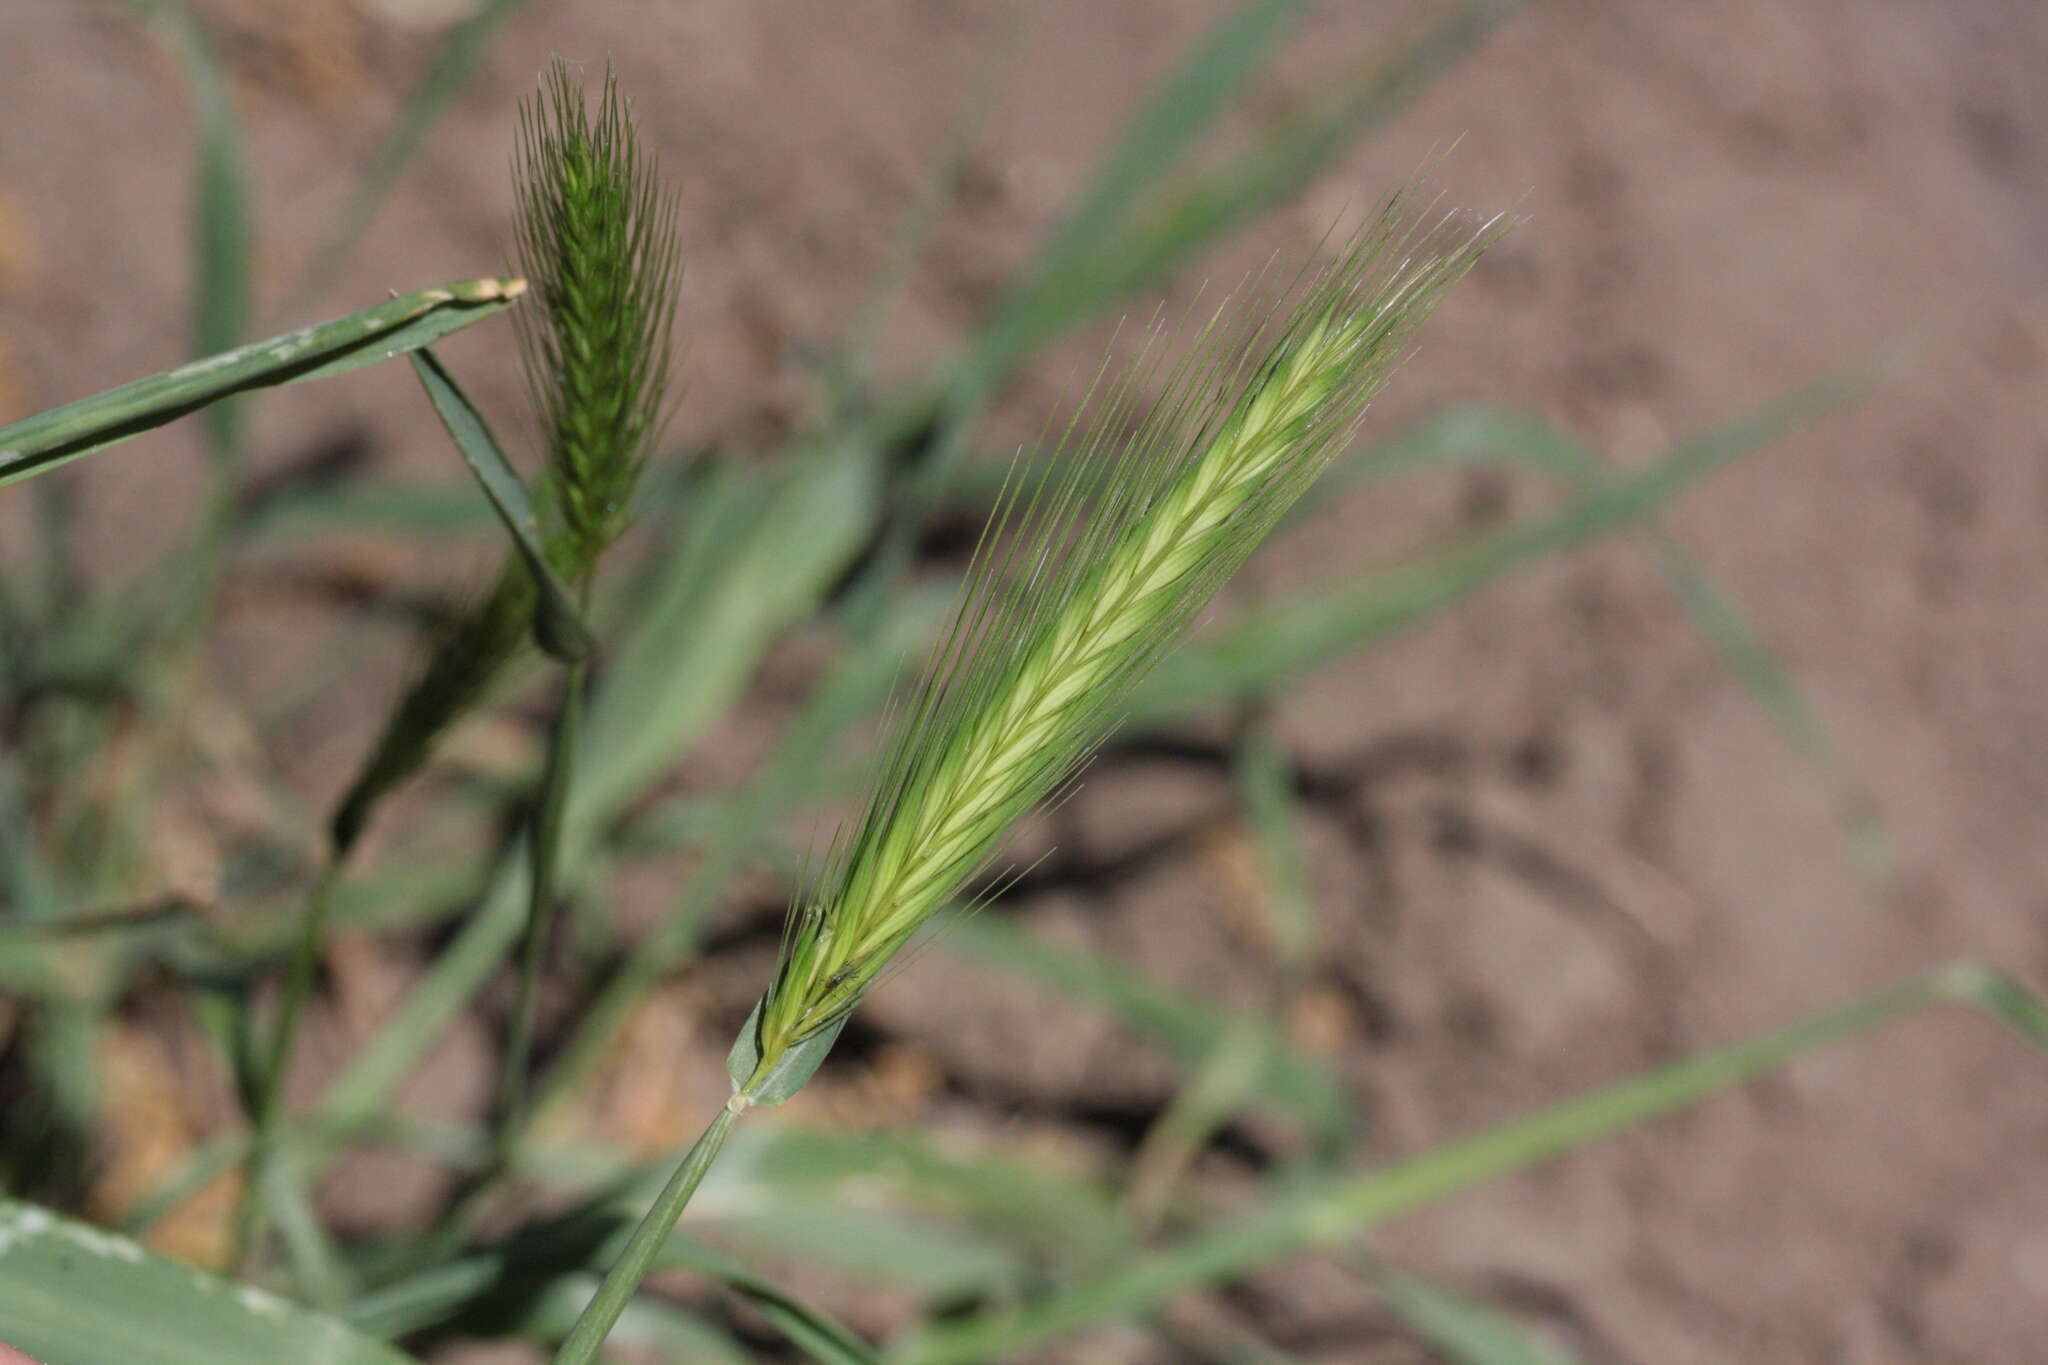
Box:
[552,1102,741,1365]
[502,657,586,1143]
[233,855,342,1272]
[378,654,589,1278]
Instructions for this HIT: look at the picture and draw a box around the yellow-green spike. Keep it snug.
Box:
[746,191,1508,1087]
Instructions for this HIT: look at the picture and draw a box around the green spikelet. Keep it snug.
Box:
[745,194,1507,1087]
[515,58,682,575]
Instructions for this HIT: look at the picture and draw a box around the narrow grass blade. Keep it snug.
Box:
[236,860,346,1279]
[0,934,119,1000]
[23,436,77,620]
[241,480,499,544]
[942,912,1354,1144]
[1341,400,1846,757]
[738,1125,1133,1268]
[1236,728,1316,975]
[1095,0,1519,319]
[0,562,27,651]
[1044,0,1303,256]
[509,1286,749,1363]
[321,1106,1115,1309]
[325,560,539,856]
[980,0,1517,382]
[903,962,2048,1363]
[969,0,1305,385]
[711,1206,1021,1302]
[0,1199,417,1365]
[480,660,588,1239]
[319,859,493,936]
[260,1147,356,1309]
[1645,540,1889,879]
[0,897,196,942]
[576,445,879,827]
[313,840,534,1135]
[368,1117,1051,1304]
[1128,727,1325,1222]
[1370,1266,1581,1365]
[291,0,536,307]
[408,348,594,661]
[615,1234,886,1365]
[855,0,1309,588]
[1360,406,1850,722]
[116,1136,242,1238]
[14,1005,102,1206]
[820,16,1018,419]
[1954,960,2048,1045]
[1130,375,1863,720]
[338,1245,572,1344]
[1343,397,1888,878]
[1125,1019,1275,1227]
[1352,405,1586,485]
[130,0,251,465]
[0,279,523,490]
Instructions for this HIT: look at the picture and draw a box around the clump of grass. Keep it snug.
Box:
[745,199,1503,1086]
[244,61,683,1274]
[557,191,1505,1364]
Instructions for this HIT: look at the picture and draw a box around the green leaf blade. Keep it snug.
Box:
[903,963,2047,1363]
[130,0,252,465]
[0,1199,416,1365]
[0,279,522,491]
[407,348,595,661]
[1372,1268,1582,1365]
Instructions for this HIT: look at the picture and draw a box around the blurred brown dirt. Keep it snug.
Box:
[4,0,2048,1361]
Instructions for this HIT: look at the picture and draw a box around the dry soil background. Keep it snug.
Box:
[3,1,2047,1362]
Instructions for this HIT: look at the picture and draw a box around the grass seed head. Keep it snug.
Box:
[745,191,1507,1085]
[515,58,682,577]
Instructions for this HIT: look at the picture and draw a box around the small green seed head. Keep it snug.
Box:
[514,59,681,577]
